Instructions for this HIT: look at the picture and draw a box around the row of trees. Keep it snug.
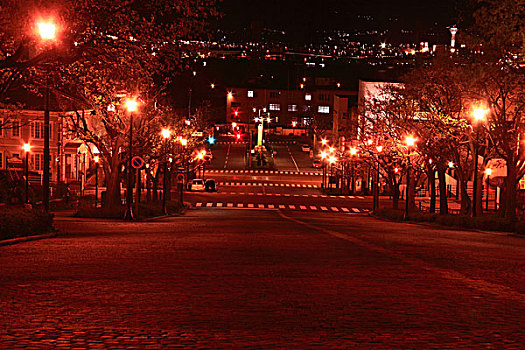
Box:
[355,0,524,220]
[0,0,219,208]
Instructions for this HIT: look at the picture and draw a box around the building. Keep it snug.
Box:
[226,85,358,134]
[0,108,84,189]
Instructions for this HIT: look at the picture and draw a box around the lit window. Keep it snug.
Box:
[32,153,44,171]
[31,121,44,139]
[12,120,20,137]
[247,90,254,98]
[288,104,298,112]
[318,106,330,114]
[269,104,280,111]
[305,94,312,101]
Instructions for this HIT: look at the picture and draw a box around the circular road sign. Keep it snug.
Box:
[176,173,185,183]
[131,156,145,169]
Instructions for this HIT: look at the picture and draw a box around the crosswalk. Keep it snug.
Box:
[198,191,365,199]
[193,202,369,213]
[218,182,322,188]
[207,169,321,176]
[215,141,296,145]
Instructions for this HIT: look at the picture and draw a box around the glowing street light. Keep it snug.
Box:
[292,121,297,128]
[125,98,138,113]
[485,168,492,176]
[124,97,140,220]
[448,161,454,168]
[37,22,56,40]
[232,122,237,129]
[405,136,416,147]
[23,143,31,204]
[94,155,100,207]
[472,105,489,121]
[37,19,57,212]
[349,147,357,156]
[328,156,337,164]
[376,145,383,152]
[180,138,188,146]
[321,139,328,146]
[320,151,327,159]
[329,147,335,153]
[161,128,171,139]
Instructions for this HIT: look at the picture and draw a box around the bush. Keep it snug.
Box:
[74,200,185,220]
[0,206,54,240]
[375,208,520,233]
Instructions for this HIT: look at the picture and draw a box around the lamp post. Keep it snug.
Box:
[37,21,56,212]
[124,98,138,220]
[94,155,99,207]
[320,151,327,189]
[374,145,383,212]
[23,143,31,204]
[328,155,337,189]
[180,137,188,203]
[404,136,416,219]
[349,147,357,194]
[161,128,171,215]
[471,106,488,217]
[485,168,492,211]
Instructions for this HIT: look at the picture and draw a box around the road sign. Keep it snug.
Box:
[176,173,185,183]
[178,167,184,173]
[131,156,145,169]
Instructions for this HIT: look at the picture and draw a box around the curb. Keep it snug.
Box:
[0,232,58,247]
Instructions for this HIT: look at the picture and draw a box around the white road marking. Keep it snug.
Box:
[310,206,317,210]
[224,144,231,168]
[258,204,265,208]
[279,205,285,209]
[238,203,244,208]
[341,207,349,212]
[227,203,233,207]
[299,205,307,210]
[196,202,202,207]
[216,203,223,207]
[321,206,328,211]
[289,205,296,209]
[248,203,254,208]
[268,204,275,209]
[331,207,339,212]
[206,203,213,207]
[352,208,360,213]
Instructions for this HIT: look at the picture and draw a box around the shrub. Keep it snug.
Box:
[0,207,54,240]
[74,201,185,220]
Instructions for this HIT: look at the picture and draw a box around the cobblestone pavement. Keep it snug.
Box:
[0,210,524,349]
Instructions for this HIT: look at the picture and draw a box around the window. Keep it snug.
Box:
[318,106,330,114]
[0,151,3,169]
[0,119,2,137]
[303,105,311,112]
[319,94,330,102]
[12,153,20,160]
[31,121,44,139]
[12,120,20,137]
[305,94,312,101]
[32,153,44,171]
[270,91,280,99]
[269,103,280,111]
[288,104,298,112]
[231,102,241,108]
[247,90,254,98]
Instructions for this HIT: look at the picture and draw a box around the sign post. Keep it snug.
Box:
[177,172,184,204]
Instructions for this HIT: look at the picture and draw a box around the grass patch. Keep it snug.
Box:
[0,206,54,240]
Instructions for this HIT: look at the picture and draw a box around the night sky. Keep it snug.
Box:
[220,0,459,32]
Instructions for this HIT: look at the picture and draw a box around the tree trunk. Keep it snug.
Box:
[460,178,471,215]
[504,162,518,221]
[429,167,436,213]
[436,165,448,215]
[392,181,400,210]
[102,155,122,209]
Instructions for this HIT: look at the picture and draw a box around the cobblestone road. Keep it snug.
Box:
[0,210,524,349]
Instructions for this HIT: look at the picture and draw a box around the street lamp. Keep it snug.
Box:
[485,168,492,211]
[124,97,139,220]
[373,145,383,212]
[349,147,358,194]
[404,136,416,219]
[471,105,489,217]
[320,151,328,188]
[23,143,31,204]
[37,20,56,212]
[161,128,172,214]
[94,155,99,207]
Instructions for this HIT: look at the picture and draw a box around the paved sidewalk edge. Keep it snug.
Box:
[0,232,58,247]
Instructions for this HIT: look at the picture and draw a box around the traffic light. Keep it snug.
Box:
[208,136,215,144]
[236,133,241,140]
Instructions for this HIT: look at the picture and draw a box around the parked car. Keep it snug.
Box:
[205,179,218,192]
[313,158,322,168]
[301,144,311,152]
[189,179,205,191]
